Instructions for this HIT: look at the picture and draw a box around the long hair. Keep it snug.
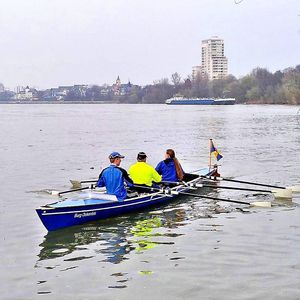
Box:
[166,149,184,181]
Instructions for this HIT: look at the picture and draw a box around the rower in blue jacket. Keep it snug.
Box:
[155,149,184,183]
[96,152,133,201]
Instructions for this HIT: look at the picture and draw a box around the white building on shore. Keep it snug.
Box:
[14,86,38,101]
[201,37,228,80]
[193,36,228,80]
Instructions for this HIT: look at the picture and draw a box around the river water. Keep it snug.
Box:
[0,104,300,299]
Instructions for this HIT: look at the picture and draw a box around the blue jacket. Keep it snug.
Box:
[96,165,133,201]
[155,158,184,182]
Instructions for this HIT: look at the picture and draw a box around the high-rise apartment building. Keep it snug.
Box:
[201,37,228,80]
[193,37,228,80]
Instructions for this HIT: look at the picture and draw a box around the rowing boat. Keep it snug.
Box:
[36,168,216,231]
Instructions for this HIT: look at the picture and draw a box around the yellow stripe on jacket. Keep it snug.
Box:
[129,162,162,186]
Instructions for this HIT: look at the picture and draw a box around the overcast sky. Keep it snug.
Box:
[0,0,299,89]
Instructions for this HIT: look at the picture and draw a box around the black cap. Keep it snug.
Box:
[137,152,147,160]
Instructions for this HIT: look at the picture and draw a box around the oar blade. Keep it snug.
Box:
[288,185,300,193]
[271,188,293,199]
[70,180,82,188]
[50,190,60,196]
[250,201,272,208]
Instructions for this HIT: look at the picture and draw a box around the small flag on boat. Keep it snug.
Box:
[210,140,223,161]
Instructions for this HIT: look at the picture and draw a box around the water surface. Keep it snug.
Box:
[1,104,299,299]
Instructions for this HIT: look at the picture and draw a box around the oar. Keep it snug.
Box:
[70,179,97,188]
[51,186,90,196]
[193,183,274,194]
[201,175,295,198]
[131,185,272,207]
[201,175,285,188]
[168,190,272,207]
[161,180,274,195]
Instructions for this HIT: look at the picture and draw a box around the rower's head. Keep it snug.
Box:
[109,152,125,166]
[137,151,147,162]
[165,149,175,159]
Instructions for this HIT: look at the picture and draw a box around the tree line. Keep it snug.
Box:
[143,65,300,105]
[1,65,299,104]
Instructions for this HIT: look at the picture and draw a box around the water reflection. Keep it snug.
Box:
[36,192,240,271]
[37,214,182,265]
[37,218,134,264]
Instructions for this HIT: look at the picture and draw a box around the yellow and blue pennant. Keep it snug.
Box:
[210,140,223,161]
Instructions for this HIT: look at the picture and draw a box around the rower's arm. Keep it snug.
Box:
[119,167,134,185]
[152,168,162,183]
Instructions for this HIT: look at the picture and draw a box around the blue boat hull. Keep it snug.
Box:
[36,192,176,231]
[36,168,217,231]
[165,98,236,105]
[168,99,214,105]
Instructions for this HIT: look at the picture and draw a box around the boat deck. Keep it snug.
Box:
[47,192,119,208]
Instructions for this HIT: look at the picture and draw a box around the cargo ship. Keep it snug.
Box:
[165,96,236,105]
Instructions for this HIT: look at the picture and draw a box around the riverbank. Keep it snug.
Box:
[1,101,299,105]
[0,100,116,104]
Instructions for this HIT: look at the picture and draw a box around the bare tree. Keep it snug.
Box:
[153,78,169,85]
[171,72,181,86]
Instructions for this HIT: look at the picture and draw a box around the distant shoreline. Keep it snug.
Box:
[0,101,296,105]
[0,101,297,106]
[0,100,122,104]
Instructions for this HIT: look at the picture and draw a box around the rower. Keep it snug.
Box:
[129,152,162,191]
[155,149,184,184]
[96,152,133,201]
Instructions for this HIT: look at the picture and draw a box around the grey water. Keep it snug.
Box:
[0,104,300,300]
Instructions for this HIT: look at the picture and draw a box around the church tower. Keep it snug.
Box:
[116,76,121,86]
[114,76,121,95]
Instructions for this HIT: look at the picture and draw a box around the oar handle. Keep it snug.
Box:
[160,180,181,185]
